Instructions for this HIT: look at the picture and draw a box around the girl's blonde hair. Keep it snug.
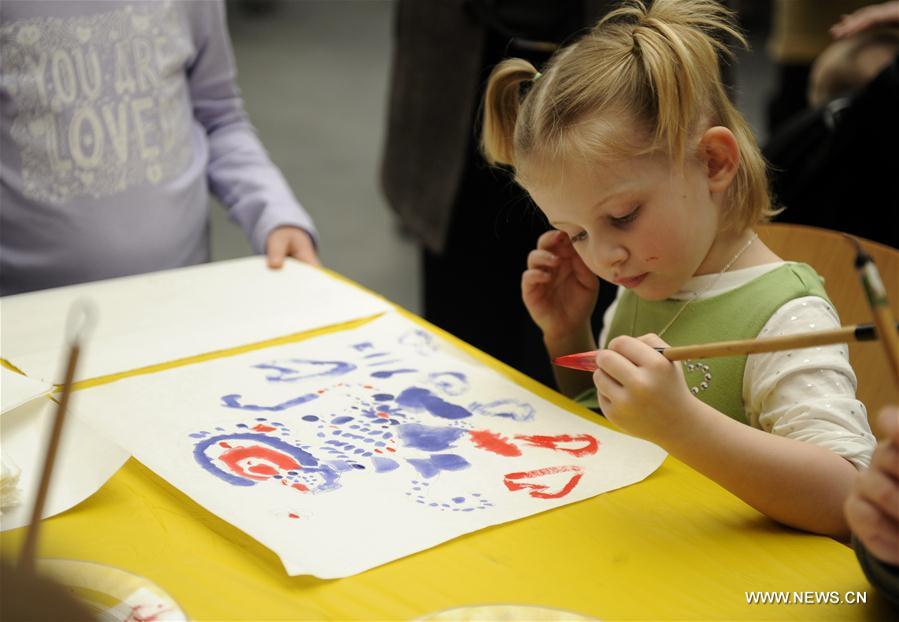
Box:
[481,0,776,231]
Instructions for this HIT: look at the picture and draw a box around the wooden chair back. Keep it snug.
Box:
[756,223,899,419]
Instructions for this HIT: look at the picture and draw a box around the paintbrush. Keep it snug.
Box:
[18,300,96,574]
[845,235,899,385]
[553,321,899,372]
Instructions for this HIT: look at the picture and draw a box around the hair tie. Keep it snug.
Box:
[533,72,543,82]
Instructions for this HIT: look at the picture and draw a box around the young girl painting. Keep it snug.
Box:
[481,0,875,538]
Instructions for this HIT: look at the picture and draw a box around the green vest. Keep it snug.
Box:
[578,263,831,423]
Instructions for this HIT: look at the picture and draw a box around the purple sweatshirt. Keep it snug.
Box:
[0,0,317,295]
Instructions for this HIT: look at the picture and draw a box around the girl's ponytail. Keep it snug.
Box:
[598,0,746,162]
[481,58,540,167]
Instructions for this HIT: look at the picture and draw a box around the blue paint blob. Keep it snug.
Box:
[302,415,319,422]
[430,454,470,471]
[370,368,416,379]
[372,457,399,473]
[188,433,206,439]
[453,497,465,503]
[372,393,394,401]
[397,423,465,451]
[395,387,473,420]
[332,416,354,425]
[405,453,471,479]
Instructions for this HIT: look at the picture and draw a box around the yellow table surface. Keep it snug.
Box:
[1,307,893,621]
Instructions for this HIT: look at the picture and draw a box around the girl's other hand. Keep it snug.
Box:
[522,230,598,341]
[845,406,899,565]
[831,1,899,39]
[594,333,697,444]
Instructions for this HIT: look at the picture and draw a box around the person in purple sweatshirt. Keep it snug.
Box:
[0,0,319,296]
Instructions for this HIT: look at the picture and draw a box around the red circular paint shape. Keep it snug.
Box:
[219,445,301,480]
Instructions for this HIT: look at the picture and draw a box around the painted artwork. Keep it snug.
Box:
[74,313,667,578]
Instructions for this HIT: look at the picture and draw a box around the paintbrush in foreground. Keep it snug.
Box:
[18,300,96,573]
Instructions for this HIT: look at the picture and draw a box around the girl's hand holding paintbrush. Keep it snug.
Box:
[592,333,697,445]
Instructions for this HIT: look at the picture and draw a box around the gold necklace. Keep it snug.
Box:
[630,232,759,338]
[629,232,758,396]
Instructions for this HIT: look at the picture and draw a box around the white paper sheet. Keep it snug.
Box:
[73,313,667,578]
[0,257,393,384]
[1,367,52,414]
[0,396,130,531]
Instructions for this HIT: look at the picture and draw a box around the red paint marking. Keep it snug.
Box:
[219,445,300,481]
[468,430,521,457]
[386,447,396,453]
[363,384,373,389]
[376,411,390,418]
[291,482,309,492]
[219,442,232,449]
[318,389,326,394]
[374,449,383,454]
[503,465,584,499]
[514,434,599,457]
[253,423,276,432]
[288,512,300,519]
[248,464,278,476]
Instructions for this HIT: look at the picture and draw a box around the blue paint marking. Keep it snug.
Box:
[370,368,416,379]
[469,399,536,422]
[302,415,319,422]
[220,392,319,412]
[453,497,465,503]
[428,371,469,396]
[331,416,354,424]
[254,359,356,382]
[406,454,471,479]
[397,423,465,451]
[193,432,319,487]
[372,457,400,472]
[372,393,394,401]
[396,387,472,420]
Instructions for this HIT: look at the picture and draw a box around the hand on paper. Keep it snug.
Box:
[845,406,899,564]
[593,333,697,444]
[522,230,598,343]
[266,226,320,268]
